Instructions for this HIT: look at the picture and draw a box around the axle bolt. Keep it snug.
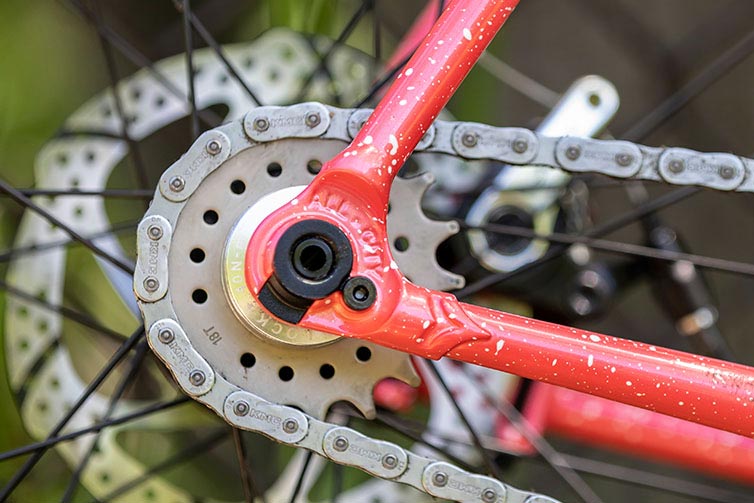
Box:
[168,176,185,192]
[381,454,399,470]
[333,436,349,452]
[147,225,163,240]
[461,132,478,148]
[253,117,270,132]
[205,139,222,155]
[432,471,448,487]
[481,488,498,502]
[668,159,685,174]
[189,370,206,386]
[305,112,321,128]
[565,145,581,161]
[233,400,250,416]
[282,418,299,434]
[512,138,529,154]
[615,152,634,167]
[719,165,736,179]
[157,328,174,344]
[143,276,159,293]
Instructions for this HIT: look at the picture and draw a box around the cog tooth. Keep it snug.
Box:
[395,356,422,387]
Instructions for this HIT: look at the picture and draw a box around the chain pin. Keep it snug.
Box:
[189,370,206,386]
[565,145,581,161]
[461,132,478,148]
[668,159,685,174]
[481,488,498,502]
[157,328,174,344]
[512,138,529,154]
[381,454,398,470]
[305,112,321,128]
[333,436,349,452]
[205,139,222,155]
[147,224,163,240]
[615,152,634,167]
[233,400,250,416]
[432,471,448,487]
[168,176,185,192]
[719,165,736,180]
[253,117,270,132]
[143,276,159,293]
[282,418,299,434]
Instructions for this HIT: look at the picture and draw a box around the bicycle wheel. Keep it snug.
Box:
[1,1,753,502]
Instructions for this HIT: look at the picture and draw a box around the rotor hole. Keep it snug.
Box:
[131,87,141,101]
[190,248,206,263]
[99,472,110,483]
[278,366,294,382]
[101,106,112,118]
[230,179,246,194]
[37,319,49,333]
[85,150,96,163]
[203,210,219,225]
[192,289,208,304]
[307,159,322,175]
[144,488,156,501]
[243,56,255,69]
[17,306,28,318]
[50,377,60,389]
[218,73,229,84]
[18,338,29,351]
[240,352,256,368]
[267,162,283,177]
[394,236,409,252]
[280,45,295,61]
[588,93,601,107]
[57,153,69,167]
[319,363,335,379]
[70,177,80,188]
[154,96,166,108]
[268,68,280,82]
[37,401,48,412]
[356,346,372,362]
[73,206,84,218]
[36,290,48,302]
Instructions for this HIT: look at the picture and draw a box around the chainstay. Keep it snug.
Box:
[244,104,754,193]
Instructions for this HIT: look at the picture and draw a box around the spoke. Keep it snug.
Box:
[0,279,132,342]
[0,177,134,275]
[181,0,200,140]
[91,1,150,197]
[232,427,263,503]
[0,188,152,199]
[60,340,150,503]
[171,0,263,107]
[288,450,314,503]
[457,365,604,503]
[455,186,699,298]
[0,326,145,500]
[460,221,754,277]
[93,428,228,502]
[352,51,413,108]
[478,52,560,108]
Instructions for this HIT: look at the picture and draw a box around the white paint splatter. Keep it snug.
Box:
[422,320,430,329]
[399,99,407,106]
[405,67,414,76]
[587,355,594,367]
[463,28,472,41]
[363,135,373,145]
[589,334,601,343]
[626,380,633,386]
[388,134,398,155]
[552,359,558,367]
[495,340,504,355]
[610,366,616,373]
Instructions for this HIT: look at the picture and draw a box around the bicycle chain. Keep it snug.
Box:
[140,101,754,502]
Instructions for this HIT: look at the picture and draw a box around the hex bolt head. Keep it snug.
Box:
[143,276,159,293]
[565,145,581,161]
[668,159,685,174]
[512,138,529,154]
[481,488,498,503]
[719,165,736,180]
[305,112,321,128]
[189,370,206,386]
[381,454,398,470]
[147,225,163,241]
[282,418,299,434]
[157,328,174,344]
[432,471,448,487]
[253,117,270,132]
[333,436,349,452]
[615,152,634,167]
[461,132,478,148]
[168,176,185,192]
[205,139,222,155]
[233,400,250,416]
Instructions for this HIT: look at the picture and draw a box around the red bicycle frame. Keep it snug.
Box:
[244,0,754,457]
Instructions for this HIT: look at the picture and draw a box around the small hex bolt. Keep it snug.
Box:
[205,139,222,155]
[512,138,529,154]
[157,328,174,344]
[719,165,736,180]
[143,276,159,293]
[668,159,685,174]
[147,225,163,241]
[253,117,269,132]
[233,400,250,416]
[168,176,185,192]
[461,132,478,148]
[305,112,321,128]
[381,454,398,470]
[189,370,206,386]
[333,436,349,452]
[565,145,581,161]
[282,418,299,434]
[615,152,634,167]
[481,488,498,503]
[432,471,448,487]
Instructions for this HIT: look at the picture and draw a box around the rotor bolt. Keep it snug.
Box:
[143,276,159,293]
[481,488,498,503]
[168,176,185,192]
[719,165,736,179]
[233,400,250,416]
[205,139,222,155]
[189,370,206,386]
[381,453,399,470]
[668,159,685,174]
[512,138,529,154]
[565,145,581,161]
[333,436,349,452]
[305,112,321,128]
[282,418,299,434]
[147,225,163,241]
[253,117,270,132]
[157,328,174,344]
[461,132,478,148]
[615,152,634,167]
[432,471,448,487]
